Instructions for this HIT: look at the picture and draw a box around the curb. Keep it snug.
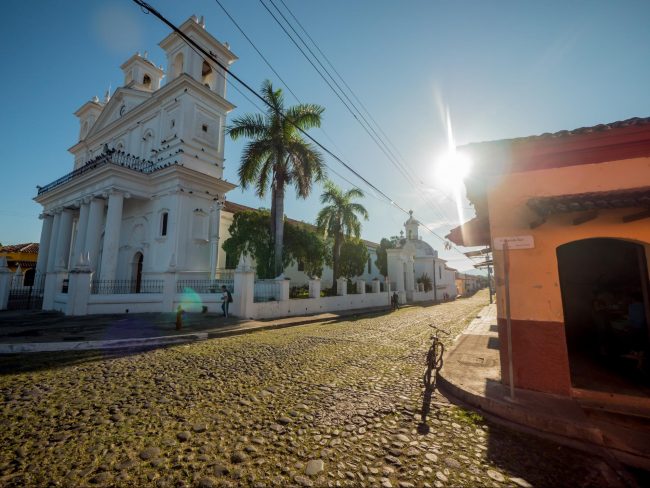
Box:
[0,333,208,354]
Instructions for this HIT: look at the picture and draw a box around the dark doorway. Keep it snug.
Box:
[557,238,650,395]
[133,252,143,293]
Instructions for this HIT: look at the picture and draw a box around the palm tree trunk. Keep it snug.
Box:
[273,183,285,277]
[332,232,342,293]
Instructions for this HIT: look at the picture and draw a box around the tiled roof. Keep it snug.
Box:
[0,243,39,254]
[471,116,650,146]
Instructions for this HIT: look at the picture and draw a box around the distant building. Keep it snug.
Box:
[0,243,38,273]
[448,117,650,403]
[387,212,457,302]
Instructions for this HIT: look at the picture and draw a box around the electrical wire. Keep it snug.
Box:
[131,0,477,266]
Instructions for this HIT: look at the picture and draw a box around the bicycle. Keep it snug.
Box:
[419,324,451,432]
[423,324,450,388]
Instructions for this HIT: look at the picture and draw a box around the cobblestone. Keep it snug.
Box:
[0,291,630,487]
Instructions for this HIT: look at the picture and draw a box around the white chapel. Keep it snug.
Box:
[34,16,237,310]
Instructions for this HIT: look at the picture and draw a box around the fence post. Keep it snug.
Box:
[162,272,177,312]
[232,257,254,318]
[371,279,381,294]
[356,279,365,294]
[0,257,12,310]
[308,278,321,298]
[337,277,348,296]
[276,278,290,301]
[65,254,92,316]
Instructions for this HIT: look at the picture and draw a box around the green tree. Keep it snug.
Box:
[338,238,369,279]
[222,209,326,279]
[316,180,369,291]
[374,236,401,277]
[227,80,325,276]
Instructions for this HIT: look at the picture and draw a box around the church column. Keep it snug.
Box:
[405,256,415,292]
[46,211,61,273]
[99,191,124,282]
[209,201,224,279]
[72,199,90,265]
[53,208,74,270]
[35,213,54,276]
[84,197,106,272]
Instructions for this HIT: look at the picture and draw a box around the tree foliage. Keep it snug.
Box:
[338,238,369,279]
[316,180,369,288]
[374,236,401,277]
[222,209,325,279]
[226,80,326,276]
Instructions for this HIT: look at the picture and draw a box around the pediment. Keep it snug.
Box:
[86,87,152,138]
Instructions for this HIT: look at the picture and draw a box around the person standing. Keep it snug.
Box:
[221,285,232,318]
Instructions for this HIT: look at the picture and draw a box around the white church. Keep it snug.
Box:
[15,15,457,317]
[34,16,237,312]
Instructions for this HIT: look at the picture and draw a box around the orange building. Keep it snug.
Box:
[0,243,39,274]
[448,117,650,404]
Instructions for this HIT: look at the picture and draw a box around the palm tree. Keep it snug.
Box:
[316,180,369,291]
[227,80,325,276]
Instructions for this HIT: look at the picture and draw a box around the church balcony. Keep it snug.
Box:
[37,150,177,196]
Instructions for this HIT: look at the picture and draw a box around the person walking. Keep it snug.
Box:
[221,285,232,318]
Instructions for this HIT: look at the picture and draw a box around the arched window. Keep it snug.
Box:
[202,60,215,90]
[142,74,151,88]
[173,52,184,79]
[23,269,35,287]
[160,212,168,237]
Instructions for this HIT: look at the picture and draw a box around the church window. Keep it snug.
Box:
[202,124,208,133]
[439,266,442,280]
[368,257,372,274]
[143,74,151,88]
[119,105,126,117]
[170,119,175,129]
[161,212,168,237]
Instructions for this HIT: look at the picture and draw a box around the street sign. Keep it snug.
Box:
[493,235,534,250]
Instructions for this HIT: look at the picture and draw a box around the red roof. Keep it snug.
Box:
[0,243,39,254]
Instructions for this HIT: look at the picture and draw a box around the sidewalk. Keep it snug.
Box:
[438,304,650,472]
[0,304,402,353]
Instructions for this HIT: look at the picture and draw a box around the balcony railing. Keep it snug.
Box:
[37,150,177,196]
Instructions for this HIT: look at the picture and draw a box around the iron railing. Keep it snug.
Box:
[37,150,177,196]
[177,279,234,294]
[289,284,310,299]
[91,279,163,295]
[7,275,45,310]
[254,280,281,302]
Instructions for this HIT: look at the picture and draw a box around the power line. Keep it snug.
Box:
[262,0,458,226]
[131,0,476,265]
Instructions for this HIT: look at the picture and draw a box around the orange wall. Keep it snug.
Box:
[487,156,650,394]
[488,156,650,323]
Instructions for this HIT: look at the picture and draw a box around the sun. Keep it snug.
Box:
[435,150,472,191]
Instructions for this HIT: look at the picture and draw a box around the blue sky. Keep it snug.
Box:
[1,0,649,271]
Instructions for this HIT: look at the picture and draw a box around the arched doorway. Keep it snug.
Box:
[132,252,144,293]
[557,238,650,394]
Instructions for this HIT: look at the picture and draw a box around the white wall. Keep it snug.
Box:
[252,291,391,320]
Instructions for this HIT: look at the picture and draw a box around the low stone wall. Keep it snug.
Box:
[86,294,164,314]
[252,292,390,320]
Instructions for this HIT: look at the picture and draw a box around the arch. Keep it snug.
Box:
[202,60,215,90]
[556,237,650,394]
[172,52,184,79]
[132,252,144,293]
[142,74,151,88]
[23,268,36,287]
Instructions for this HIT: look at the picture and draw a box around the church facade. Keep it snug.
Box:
[34,16,237,311]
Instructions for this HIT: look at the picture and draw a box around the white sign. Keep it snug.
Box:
[493,235,535,250]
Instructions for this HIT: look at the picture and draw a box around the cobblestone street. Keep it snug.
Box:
[0,291,630,487]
